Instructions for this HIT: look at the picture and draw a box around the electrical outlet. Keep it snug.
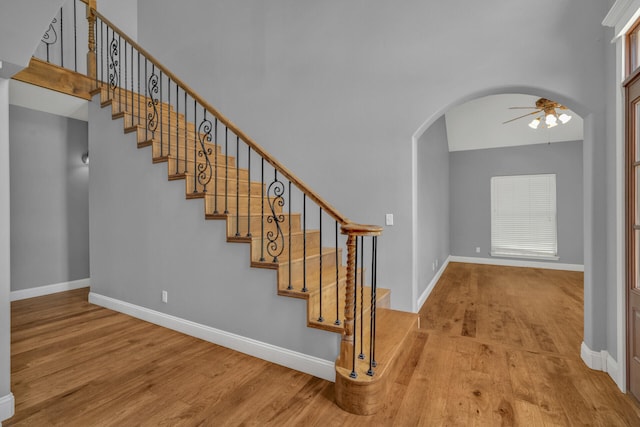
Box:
[385,213,394,226]
[162,290,168,303]
[475,247,481,253]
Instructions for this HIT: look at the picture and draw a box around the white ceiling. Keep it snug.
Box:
[445,94,583,152]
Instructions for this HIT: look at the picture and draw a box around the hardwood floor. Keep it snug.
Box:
[6,263,640,426]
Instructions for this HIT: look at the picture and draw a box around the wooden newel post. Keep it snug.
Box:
[86,0,97,80]
[343,233,357,341]
[338,223,383,369]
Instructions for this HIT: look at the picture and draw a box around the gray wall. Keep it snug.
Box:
[0,0,66,77]
[0,78,12,418]
[9,105,89,291]
[88,100,339,361]
[99,0,138,41]
[417,116,450,298]
[136,0,610,318]
[450,140,583,265]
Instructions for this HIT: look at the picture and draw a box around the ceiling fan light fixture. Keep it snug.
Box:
[545,113,557,127]
[528,118,541,129]
[558,113,572,124]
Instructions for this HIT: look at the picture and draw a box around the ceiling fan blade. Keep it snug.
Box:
[508,106,539,109]
[502,110,542,124]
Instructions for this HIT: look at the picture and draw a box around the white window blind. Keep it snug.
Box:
[490,174,558,259]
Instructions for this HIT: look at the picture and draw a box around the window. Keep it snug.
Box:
[490,174,558,260]
[629,20,640,76]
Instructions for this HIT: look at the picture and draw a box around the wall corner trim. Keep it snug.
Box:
[416,256,450,313]
[581,342,624,392]
[88,292,336,383]
[10,278,90,301]
[0,393,15,423]
[448,256,584,272]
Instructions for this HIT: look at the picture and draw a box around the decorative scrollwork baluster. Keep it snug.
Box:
[42,18,58,63]
[108,32,119,90]
[147,72,159,134]
[197,113,214,192]
[266,171,285,262]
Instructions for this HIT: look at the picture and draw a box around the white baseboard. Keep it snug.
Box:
[88,292,336,382]
[10,278,90,301]
[417,256,450,312]
[581,341,624,392]
[449,256,584,272]
[0,393,14,423]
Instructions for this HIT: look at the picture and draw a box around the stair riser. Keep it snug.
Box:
[185,166,249,186]
[135,127,218,148]
[278,253,344,290]
[251,230,321,263]
[153,142,233,167]
[227,214,301,237]
[204,194,282,216]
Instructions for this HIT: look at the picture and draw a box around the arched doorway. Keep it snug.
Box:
[410,87,599,373]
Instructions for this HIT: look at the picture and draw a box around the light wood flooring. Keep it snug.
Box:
[6,262,640,426]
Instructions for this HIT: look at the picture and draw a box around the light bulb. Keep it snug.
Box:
[545,113,557,127]
[558,113,572,124]
[528,118,540,129]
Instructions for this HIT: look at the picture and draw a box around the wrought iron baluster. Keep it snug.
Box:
[350,236,358,379]
[183,91,188,174]
[118,35,121,108]
[60,7,64,68]
[144,59,148,141]
[100,21,104,86]
[168,79,171,158]
[266,170,285,262]
[137,52,140,127]
[213,119,219,214]
[148,65,159,141]
[359,236,365,360]
[175,84,179,175]
[371,236,378,371]
[130,44,134,127]
[246,146,251,237]
[288,181,292,290]
[197,108,213,193]
[368,236,377,376]
[224,128,229,214]
[42,16,57,63]
[235,136,240,237]
[73,0,77,72]
[302,195,307,292]
[124,40,127,115]
[318,207,323,322]
[192,99,197,194]
[159,72,163,157]
[259,158,265,262]
[335,220,340,326]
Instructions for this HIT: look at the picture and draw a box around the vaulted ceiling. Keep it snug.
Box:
[445,94,583,152]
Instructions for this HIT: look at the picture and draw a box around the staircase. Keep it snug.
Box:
[14,0,419,415]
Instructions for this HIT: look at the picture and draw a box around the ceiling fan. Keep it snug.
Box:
[503,98,572,129]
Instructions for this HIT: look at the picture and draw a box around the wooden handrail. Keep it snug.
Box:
[91,8,349,225]
[341,223,383,237]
